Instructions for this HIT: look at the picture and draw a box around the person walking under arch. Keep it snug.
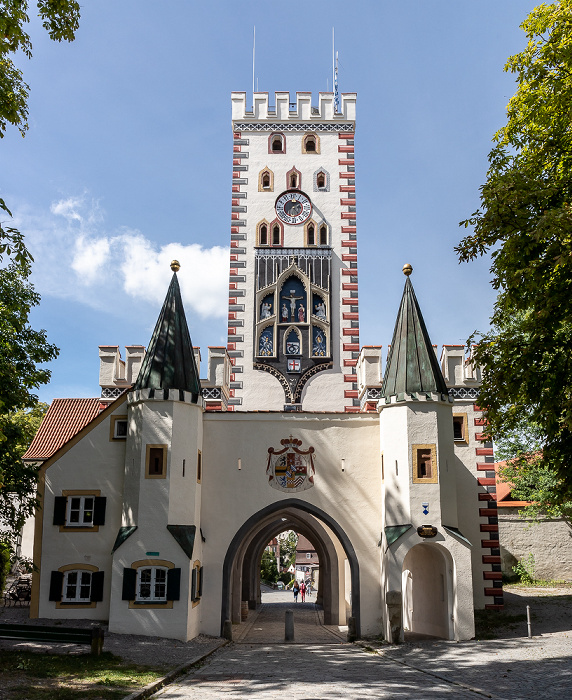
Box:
[300,580,306,603]
[293,581,300,602]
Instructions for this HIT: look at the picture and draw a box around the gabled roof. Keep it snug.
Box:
[381,275,448,399]
[22,398,106,461]
[134,272,201,399]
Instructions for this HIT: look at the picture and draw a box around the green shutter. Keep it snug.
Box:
[90,571,105,602]
[191,567,197,602]
[48,571,63,601]
[93,498,107,526]
[167,568,181,601]
[53,497,67,526]
[122,568,136,600]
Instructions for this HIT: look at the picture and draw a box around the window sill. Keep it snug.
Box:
[56,601,96,609]
[59,525,100,533]
[128,600,173,610]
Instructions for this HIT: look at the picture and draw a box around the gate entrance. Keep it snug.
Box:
[221,499,360,637]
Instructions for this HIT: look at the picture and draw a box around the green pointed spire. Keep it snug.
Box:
[134,261,201,400]
[381,266,448,400]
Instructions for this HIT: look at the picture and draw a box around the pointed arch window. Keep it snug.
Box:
[286,166,301,191]
[319,224,328,246]
[258,168,274,192]
[313,168,330,192]
[272,224,281,246]
[269,133,285,154]
[305,220,317,247]
[302,133,320,154]
[260,224,268,246]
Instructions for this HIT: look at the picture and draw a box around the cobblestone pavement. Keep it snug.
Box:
[154,587,572,700]
[155,643,481,699]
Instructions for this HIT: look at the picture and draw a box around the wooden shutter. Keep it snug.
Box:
[53,497,67,526]
[167,568,181,601]
[122,568,136,600]
[48,571,64,601]
[191,567,197,602]
[90,571,105,602]
[198,566,203,597]
[93,497,107,526]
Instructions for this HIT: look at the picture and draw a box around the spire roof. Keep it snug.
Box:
[381,272,448,400]
[134,267,201,400]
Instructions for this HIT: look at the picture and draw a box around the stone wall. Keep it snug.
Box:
[498,506,572,581]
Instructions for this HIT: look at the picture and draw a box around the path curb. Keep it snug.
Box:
[122,639,228,700]
[356,641,499,699]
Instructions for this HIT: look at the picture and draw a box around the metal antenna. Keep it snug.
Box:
[252,26,256,101]
[332,28,340,112]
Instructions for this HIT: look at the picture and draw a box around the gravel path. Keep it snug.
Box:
[0,605,223,669]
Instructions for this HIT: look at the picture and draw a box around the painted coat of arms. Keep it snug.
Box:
[266,436,315,492]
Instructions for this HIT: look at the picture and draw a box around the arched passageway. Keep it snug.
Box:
[402,543,453,639]
[221,499,360,637]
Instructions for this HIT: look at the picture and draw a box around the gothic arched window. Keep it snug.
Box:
[319,225,328,246]
[302,133,320,154]
[269,133,285,154]
[258,168,274,192]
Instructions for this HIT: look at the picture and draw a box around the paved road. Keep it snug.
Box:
[153,587,572,700]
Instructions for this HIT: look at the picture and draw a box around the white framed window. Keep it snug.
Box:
[63,570,92,603]
[66,496,94,527]
[306,552,312,559]
[114,419,127,438]
[136,566,167,602]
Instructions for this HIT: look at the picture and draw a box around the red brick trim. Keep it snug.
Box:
[344,390,358,398]
[344,406,360,413]
[342,297,358,304]
[477,477,496,486]
[339,159,355,166]
[342,283,358,290]
[342,269,357,276]
[341,226,357,233]
[343,344,360,352]
[343,374,358,382]
[476,447,494,456]
[342,328,358,336]
[338,145,354,152]
[343,312,359,320]
[339,133,355,139]
[339,185,355,192]
[342,254,357,262]
[339,172,355,179]
[340,198,356,205]
[343,359,357,366]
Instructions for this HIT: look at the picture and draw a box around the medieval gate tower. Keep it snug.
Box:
[228,92,358,411]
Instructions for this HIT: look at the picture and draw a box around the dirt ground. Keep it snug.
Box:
[490,584,572,638]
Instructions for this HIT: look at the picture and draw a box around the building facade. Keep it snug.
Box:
[25,92,502,643]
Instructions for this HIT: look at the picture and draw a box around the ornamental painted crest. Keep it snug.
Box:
[266,436,315,492]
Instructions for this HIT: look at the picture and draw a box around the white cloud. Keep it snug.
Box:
[71,235,111,284]
[13,195,229,319]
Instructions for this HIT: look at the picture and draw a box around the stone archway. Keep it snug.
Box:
[221,499,360,637]
[402,543,453,639]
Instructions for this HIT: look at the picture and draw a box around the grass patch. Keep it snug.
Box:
[474,609,528,639]
[0,649,165,699]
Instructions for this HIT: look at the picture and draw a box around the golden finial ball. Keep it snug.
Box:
[402,263,413,276]
[170,260,181,272]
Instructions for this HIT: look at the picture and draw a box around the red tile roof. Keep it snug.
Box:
[22,398,106,461]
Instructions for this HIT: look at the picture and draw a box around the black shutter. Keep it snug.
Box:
[93,497,107,526]
[122,567,136,600]
[167,567,181,601]
[191,567,197,601]
[48,571,64,601]
[198,566,203,598]
[53,497,67,526]
[90,571,105,602]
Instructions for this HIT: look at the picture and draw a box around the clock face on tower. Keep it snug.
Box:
[275,190,312,225]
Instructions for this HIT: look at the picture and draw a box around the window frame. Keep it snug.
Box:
[412,444,438,484]
[302,133,320,154]
[109,414,128,441]
[268,133,286,154]
[56,490,104,533]
[145,444,168,479]
[126,559,178,609]
[136,566,168,603]
[452,413,468,444]
[258,168,274,192]
[52,563,102,609]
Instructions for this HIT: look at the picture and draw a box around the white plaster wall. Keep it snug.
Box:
[234,101,353,412]
[38,405,127,620]
[498,509,572,581]
[168,401,203,526]
[200,412,382,636]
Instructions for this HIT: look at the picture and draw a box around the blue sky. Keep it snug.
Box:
[3,0,539,402]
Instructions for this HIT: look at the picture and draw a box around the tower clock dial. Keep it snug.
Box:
[275,190,312,225]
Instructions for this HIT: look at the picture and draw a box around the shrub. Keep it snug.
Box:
[512,553,536,584]
[0,542,11,595]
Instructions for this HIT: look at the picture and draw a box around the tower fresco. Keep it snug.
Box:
[228,92,359,411]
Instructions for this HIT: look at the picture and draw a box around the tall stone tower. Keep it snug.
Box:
[228,91,358,412]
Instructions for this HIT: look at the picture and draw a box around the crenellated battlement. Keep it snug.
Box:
[231,91,356,124]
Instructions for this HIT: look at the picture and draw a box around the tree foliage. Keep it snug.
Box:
[0,402,48,548]
[260,550,278,584]
[0,1,80,263]
[279,531,298,572]
[495,415,572,521]
[457,1,572,505]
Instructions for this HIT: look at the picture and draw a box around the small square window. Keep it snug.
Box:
[146,445,167,478]
[306,552,312,559]
[114,419,127,438]
[136,567,167,602]
[63,570,92,603]
[67,496,94,527]
[453,414,468,443]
